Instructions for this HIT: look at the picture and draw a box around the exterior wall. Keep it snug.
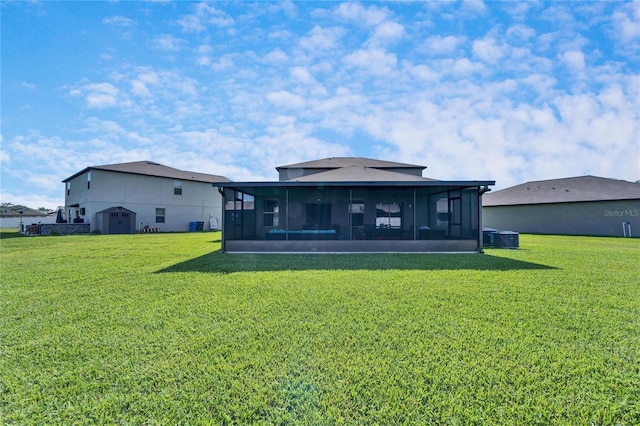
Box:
[65,169,224,233]
[0,215,56,228]
[278,167,424,181]
[39,223,90,236]
[225,239,478,253]
[483,200,640,237]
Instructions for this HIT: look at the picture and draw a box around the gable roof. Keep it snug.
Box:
[95,206,137,215]
[483,175,640,206]
[285,165,438,182]
[63,161,231,184]
[276,157,426,171]
[0,206,50,217]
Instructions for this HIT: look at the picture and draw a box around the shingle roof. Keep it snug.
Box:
[63,161,231,184]
[483,175,640,206]
[0,206,49,217]
[276,157,426,171]
[285,165,438,182]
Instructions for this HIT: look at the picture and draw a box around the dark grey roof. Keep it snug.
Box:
[276,157,426,171]
[285,165,438,182]
[95,206,136,215]
[483,175,640,206]
[219,180,494,191]
[63,161,231,184]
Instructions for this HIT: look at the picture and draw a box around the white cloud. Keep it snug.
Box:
[153,34,184,52]
[0,149,10,164]
[506,24,536,41]
[21,81,36,89]
[561,50,586,73]
[266,91,306,109]
[460,0,488,16]
[472,38,506,63]
[102,16,136,27]
[176,2,234,33]
[369,21,405,44]
[263,48,288,64]
[299,26,343,51]
[611,2,640,43]
[290,66,315,85]
[210,55,234,71]
[334,3,389,27]
[344,48,397,75]
[451,58,484,76]
[424,35,465,55]
[70,82,119,108]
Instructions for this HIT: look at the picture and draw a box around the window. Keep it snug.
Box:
[350,200,364,226]
[376,203,402,228]
[80,207,86,216]
[66,182,71,196]
[263,199,279,227]
[436,198,448,227]
[155,208,166,223]
[87,172,91,190]
[174,181,182,195]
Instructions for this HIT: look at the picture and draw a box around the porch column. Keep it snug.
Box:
[477,187,483,252]
[413,188,417,240]
[285,188,289,240]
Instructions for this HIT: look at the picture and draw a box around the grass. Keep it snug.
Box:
[1,230,639,424]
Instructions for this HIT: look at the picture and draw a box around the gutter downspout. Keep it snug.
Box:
[217,186,225,252]
[478,186,487,253]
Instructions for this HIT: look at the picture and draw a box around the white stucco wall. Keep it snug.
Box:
[0,215,57,228]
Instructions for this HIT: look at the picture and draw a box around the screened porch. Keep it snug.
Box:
[219,182,491,253]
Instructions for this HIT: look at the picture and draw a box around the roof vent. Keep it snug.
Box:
[552,186,556,190]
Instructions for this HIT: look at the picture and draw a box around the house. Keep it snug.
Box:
[482,176,640,237]
[217,157,494,252]
[62,161,231,234]
[0,205,55,230]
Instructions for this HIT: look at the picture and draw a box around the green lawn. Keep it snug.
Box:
[1,230,639,424]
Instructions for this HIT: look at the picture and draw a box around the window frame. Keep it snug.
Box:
[263,199,279,227]
[155,208,166,224]
[376,203,402,229]
[173,180,183,195]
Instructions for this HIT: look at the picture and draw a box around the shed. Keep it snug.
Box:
[95,206,137,234]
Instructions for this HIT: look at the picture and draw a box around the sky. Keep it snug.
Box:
[1,1,639,210]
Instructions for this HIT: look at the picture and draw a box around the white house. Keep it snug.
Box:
[62,161,231,234]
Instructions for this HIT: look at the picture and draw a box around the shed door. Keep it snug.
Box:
[109,211,131,234]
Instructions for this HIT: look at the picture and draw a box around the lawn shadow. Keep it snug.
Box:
[0,230,25,239]
[157,250,555,273]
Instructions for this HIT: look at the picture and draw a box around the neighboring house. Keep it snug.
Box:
[218,157,494,253]
[62,161,231,234]
[483,176,640,237]
[0,206,55,229]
